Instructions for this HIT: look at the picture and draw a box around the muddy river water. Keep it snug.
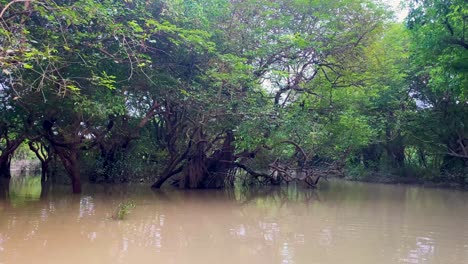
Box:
[0,178,467,264]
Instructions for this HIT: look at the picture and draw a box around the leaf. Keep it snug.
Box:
[92,71,117,90]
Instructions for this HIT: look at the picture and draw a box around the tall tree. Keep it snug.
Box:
[406,0,468,173]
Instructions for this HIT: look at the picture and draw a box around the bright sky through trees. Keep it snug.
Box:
[385,0,408,21]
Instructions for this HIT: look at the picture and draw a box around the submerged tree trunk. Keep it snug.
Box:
[0,136,25,179]
[152,130,236,189]
[55,146,81,194]
[40,163,49,182]
[151,112,194,189]
[151,130,192,188]
[49,154,58,183]
[182,129,209,188]
[0,177,10,199]
[204,130,236,188]
[28,141,52,183]
[151,165,184,188]
[182,130,236,189]
[182,155,207,188]
[67,155,81,194]
[0,157,11,179]
[40,181,49,200]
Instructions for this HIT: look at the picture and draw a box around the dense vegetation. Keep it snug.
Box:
[0,0,466,193]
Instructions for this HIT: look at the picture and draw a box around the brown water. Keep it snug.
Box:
[1,179,468,264]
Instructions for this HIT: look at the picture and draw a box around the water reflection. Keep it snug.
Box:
[3,175,42,206]
[0,234,6,252]
[79,196,95,218]
[401,236,435,264]
[0,181,467,264]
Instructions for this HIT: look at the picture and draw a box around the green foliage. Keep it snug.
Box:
[403,0,468,174]
[11,143,36,160]
[113,200,136,220]
[0,0,466,189]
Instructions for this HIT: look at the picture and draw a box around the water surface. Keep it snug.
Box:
[1,178,467,264]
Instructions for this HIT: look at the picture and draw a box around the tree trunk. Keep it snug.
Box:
[151,122,195,189]
[183,150,207,188]
[70,168,81,194]
[204,131,236,188]
[56,146,82,194]
[385,112,405,168]
[182,131,236,189]
[28,141,51,183]
[182,129,209,189]
[151,165,183,188]
[386,144,405,168]
[0,137,24,178]
[0,157,11,179]
[0,177,10,200]
[151,130,235,189]
[41,162,48,182]
[99,145,116,183]
[50,154,58,183]
[40,181,49,200]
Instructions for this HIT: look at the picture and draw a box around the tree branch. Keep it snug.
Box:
[0,0,32,18]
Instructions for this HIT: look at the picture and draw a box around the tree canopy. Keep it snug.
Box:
[0,0,466,193]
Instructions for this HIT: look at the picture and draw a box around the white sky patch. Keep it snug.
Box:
[384,0,409,21]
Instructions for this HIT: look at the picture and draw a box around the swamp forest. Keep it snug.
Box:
[1,0,467,193]
[0,0,467,263]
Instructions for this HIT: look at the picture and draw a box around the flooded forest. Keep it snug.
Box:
[0,0,467,263]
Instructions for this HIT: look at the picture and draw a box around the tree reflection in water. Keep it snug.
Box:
[0,181,467,264]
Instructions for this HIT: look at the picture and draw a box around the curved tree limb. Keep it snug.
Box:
[278,140,308,164]
[0,0,32,18]
[233,162,272,179]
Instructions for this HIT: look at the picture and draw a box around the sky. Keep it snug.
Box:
[385,0,409,21]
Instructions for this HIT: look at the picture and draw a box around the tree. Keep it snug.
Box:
[406,0,467,175]
[0,81,28,178]
[4,0,464,192]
